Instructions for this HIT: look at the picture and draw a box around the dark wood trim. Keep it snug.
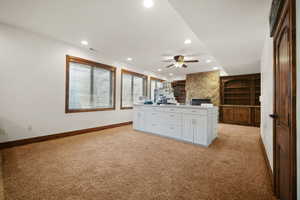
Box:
[272,0,297,198]
[67,55,116,71]
[220,73,261,79]
[150,76,165,82]
[0,122,133,149]
[259,135,274,188]
[120,69,148,110]
[270,0,285,36]
[121,69,147,79]
[65,55,116,113]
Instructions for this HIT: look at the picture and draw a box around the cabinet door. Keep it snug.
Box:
[222,107,235,123]
[234,107,251,125]
[253,107,261,126]
[182,115,194,143]
[145,111,161,133]
[193,116,207,146]
[165,124,181,139]
[133,111,146,131]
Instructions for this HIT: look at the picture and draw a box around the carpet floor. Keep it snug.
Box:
[1,124,275,200]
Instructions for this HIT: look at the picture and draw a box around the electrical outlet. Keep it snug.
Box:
[28,125,32,131]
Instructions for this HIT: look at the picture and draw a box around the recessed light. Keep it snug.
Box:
[127,58,133,61]
[184,39,192,44]
[213,67,219,70]
[81,40,88,46]
[144,0,154,8]
[169,73,173,76]
[158,69,162,72]
[206,59,212,63]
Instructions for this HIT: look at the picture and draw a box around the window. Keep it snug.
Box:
[150,77,164,102]
[121,69,147,109]
[66,55,116,113]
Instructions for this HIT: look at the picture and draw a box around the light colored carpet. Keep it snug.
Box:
[2,124,275,200]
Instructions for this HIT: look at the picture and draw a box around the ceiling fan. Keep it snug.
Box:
[163,55,199,69]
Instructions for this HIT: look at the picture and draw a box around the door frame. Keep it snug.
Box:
[272,0,297,199]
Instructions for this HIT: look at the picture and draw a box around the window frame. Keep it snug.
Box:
[150,77,165,101]
[65,55,116,113]
[120,69,148,110]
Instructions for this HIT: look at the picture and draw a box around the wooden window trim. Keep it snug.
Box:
[121,69,148,110]
[150,76,165,82]
[150,77,165,100]
[65,55,116,113]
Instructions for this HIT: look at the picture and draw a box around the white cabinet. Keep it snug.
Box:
[192,116,208,146]
[181,115,194,143]
[133,105,218,147]
[133,110,146,131]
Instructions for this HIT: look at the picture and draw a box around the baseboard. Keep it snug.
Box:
[259,135,273,187]
[0,121,132,149]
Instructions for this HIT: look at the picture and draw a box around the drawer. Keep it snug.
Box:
[161,113,181,125]
[181,109,207,115]
[157,107,181,113]
[164,124,181,139]
[145,122,160,133]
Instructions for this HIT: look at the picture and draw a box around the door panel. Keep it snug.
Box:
[222,107,235,123]
[234,107,251,124]
[273,0,296,199]
[254,108,261,126]
[182,114,194,143]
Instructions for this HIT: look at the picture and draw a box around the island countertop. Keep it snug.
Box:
[134,104,218,110]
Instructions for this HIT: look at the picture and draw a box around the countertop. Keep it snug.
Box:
[134,104,218,110]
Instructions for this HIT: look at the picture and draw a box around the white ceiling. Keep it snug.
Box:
[0,0,270,77]
[169,0,272,75]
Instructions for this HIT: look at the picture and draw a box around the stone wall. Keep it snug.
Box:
[185,71,220,105]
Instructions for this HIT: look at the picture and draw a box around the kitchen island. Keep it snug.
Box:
[133,104,218,147]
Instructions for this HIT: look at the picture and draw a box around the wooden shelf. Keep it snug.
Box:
[220,73,261,127]
[224,92,250,95]
[225,87,251,89]
[225,97,250,99]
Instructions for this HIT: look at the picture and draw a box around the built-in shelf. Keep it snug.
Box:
[220,73,261,127]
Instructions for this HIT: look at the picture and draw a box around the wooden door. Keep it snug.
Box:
[272,0,296,199]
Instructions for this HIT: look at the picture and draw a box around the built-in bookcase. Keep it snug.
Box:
[219,73,261,127]
[221,74,261,106]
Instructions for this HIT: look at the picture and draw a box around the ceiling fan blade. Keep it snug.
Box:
[184,60,199,63]
[162,59,174,62]
[182,64,188,68]
[166,64,175,68]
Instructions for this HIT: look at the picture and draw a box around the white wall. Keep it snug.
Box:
[260,30,274,170]
[0,24,163,142]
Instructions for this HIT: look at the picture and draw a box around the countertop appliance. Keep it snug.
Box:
[191,99,212,106]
